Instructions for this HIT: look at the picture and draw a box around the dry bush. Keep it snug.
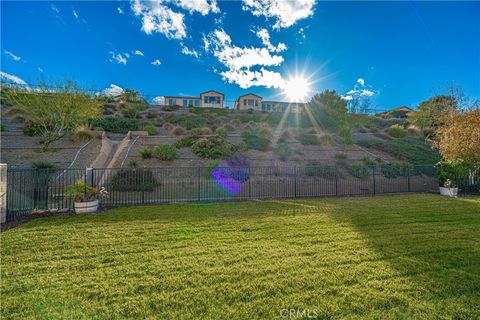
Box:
[72,125,94,142]
[407,125,421,137]
[318,133,336,146]
[258,126,273,140]
[163,122,174,131]
[214,118,224,127]
[387,124,407,138]
[224,123,236,131]
[201,127,213,135]
[171,126,186,135]
[230,119,241,127]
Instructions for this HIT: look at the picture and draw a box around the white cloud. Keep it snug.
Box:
[203,28,287,89]
[117,7,124,14]
[38,67,44,72]
[298,27,306,39]
[131,0,220,40]
[181,45,199,58]
[221,68,286,89]
[73,9,79,20]
[342,79,377,100]
[175,0,219,15]
[242,0,316,29]
[204,29,283,70]
[152,96,165,105]
[4,50,21,61]
[133,50,144,56]
[0,71,28,86]
[151,59,162,66]
[254,28,287,53]
[102,84,124,97]
[109,51,129,65]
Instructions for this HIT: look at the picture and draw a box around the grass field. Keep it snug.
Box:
[1,194,479,319]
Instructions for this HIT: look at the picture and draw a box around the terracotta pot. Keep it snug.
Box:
[439,187,458,197]
[74,200,99,214]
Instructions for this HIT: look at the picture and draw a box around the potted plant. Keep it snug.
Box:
[437,160,462,197]
[439,179,458,197]
[65,180,100,213]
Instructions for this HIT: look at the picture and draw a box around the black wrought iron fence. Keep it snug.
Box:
[4,164,478,222]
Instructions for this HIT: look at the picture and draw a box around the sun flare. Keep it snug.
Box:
[283,76,311,102]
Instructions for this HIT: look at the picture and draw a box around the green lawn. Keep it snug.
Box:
[1,194,480,319]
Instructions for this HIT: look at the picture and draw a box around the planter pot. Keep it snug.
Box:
[439,187,458,197]
[74,200,99,214]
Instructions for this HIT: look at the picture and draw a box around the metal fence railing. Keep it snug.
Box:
[4,164,479,222]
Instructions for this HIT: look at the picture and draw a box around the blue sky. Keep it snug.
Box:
[1,1,479,110]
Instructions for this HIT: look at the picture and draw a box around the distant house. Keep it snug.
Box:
[377,106,413,119]
[163,90,224,108]
[234,93,306,113]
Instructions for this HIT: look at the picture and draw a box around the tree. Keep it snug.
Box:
[408,95,458,130]
[308,90,347,130]
[433,109,480,163]
[2,81,102,151]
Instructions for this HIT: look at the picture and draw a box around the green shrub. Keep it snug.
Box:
[304,163,335,179]
[122,108,140,119]
[140,148,153,159]
[23,126,40,136]
[299,133,318,145]
[361,156,377,166]
[146,111,157,119]
[174,136,200,148]
[90,117,139,134]
[31,160,57,170]
[144,125,157,136]
[381,161,409,179]
[348,164,371,180]
[387,124,407,138]
[0,124,5,132]
[191,136,237,159]
[153,144,177,161]
[130,102,149,112]
[275,142,292,161]
[127,160,138,168]
[204,160,220,178]
[215,127,228,138]
[340,126,353,145]
[191,128,203,136]
[237,141,249,152]
[243,132,271,151]
[66,180,97,202]
[357,137,440,165]
[167,114,208,129]
[110,168,159,191]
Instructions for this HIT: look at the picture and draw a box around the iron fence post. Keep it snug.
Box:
[142,169,145,204]
[335,165,338,196]
[33,169,39,209]
[294,167,297,198]
[248,167,251,200]
[197,167,201,202]
[407,165,411,192]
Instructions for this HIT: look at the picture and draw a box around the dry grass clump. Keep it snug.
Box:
[258,125,273,140]
[72,125,95,142]
[318,133,336,146]
[201,127,213,135]
[163,122,174,131]
[171,126,186,135]
[407,125,421,137]
[373,132,393,140]
[387,124,408,138]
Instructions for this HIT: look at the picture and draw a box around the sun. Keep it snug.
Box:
[283,76,311,102]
